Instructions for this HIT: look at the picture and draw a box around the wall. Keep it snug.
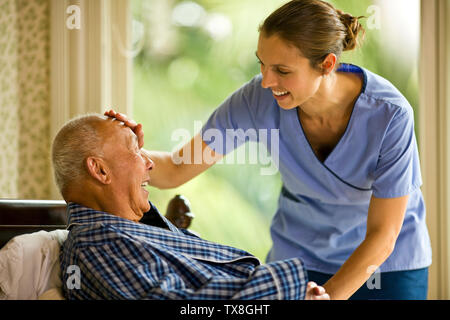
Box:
[0,0,51,199]
[0,0,19,197]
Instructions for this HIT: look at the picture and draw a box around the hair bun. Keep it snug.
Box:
[336,9,365,51]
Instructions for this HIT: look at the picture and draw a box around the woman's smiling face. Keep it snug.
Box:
[256,32,324,110]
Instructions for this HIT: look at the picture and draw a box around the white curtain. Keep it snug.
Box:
[50,0,132,199]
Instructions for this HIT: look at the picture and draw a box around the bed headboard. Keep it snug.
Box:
[0,199,67,249]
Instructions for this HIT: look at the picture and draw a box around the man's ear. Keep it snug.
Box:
[85,156,111,184]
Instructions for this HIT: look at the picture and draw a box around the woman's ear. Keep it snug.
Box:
[321,53,337,76]
[85,156,111,184]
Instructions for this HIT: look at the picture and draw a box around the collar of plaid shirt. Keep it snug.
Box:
[66,201,260,264]
[67,200,180,233]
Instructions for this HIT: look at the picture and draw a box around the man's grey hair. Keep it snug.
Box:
[52,113,107,196]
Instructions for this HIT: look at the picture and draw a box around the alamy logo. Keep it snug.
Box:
[66,5,81,30]
[170,121,280,176]
[66,265,81,290]
[366,265,381,290]
[366,5,381,30]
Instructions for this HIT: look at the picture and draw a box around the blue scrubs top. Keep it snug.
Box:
[201,64,432,274]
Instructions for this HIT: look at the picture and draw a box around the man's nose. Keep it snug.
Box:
[141,151,154,170]
[146,157,154,170]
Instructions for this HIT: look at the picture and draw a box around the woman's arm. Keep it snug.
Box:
[142,133,223,189]
[323,194,409,300]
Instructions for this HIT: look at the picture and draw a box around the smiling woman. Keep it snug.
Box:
[256,35,325,110]
[130,0,427,300]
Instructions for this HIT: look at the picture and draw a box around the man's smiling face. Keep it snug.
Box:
[101,120,154,221]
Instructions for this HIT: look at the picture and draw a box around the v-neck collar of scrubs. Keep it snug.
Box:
[292,64,367,168]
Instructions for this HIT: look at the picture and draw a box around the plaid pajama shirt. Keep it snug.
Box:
[60,202,308,300]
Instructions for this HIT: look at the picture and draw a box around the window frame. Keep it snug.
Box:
[419,0,450,300]
[49,0,450,299]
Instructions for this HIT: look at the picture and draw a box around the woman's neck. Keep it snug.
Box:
[299,71,362,123]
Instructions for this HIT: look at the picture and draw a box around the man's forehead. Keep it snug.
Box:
[101,118,136,143]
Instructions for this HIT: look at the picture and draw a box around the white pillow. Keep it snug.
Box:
[0,229,68,300]
[38,288,65,300]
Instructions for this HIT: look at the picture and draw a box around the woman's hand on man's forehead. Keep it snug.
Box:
[104,109,145,148]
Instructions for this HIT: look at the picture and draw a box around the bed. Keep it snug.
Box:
[0,199,67,249]
[0,199,68,300]
[0,196,193,300]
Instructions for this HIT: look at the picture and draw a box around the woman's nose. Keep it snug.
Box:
[261,69,276,88]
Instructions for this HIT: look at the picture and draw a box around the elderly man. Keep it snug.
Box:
[52,114,329,300]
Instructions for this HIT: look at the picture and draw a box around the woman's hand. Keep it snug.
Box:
[104,109,145,148]
[305,281,330,300]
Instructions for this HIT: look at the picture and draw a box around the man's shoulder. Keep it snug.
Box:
[63,222,127,250]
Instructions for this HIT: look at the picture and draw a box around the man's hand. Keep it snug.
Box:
[104,109,145,148]
[306,281,330,300]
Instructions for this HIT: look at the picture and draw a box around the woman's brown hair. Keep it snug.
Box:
[259,0,365,72]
